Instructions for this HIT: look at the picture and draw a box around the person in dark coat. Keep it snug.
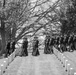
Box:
[32,36,40,56]
[63,35,69,51]
[22,37,28,56]
[49,37,55,53]
[59,35,64,52]
[6,40,11,57]
[63,35,67,52]
[54,36,60,51]
[56,36,60,46]
[44,35,50,54]
[11,40,16,53]
[47,35,51,54]
[73,35,76,50]
[54,36,59,48]
[72,35,75,51]
[68,34,74,52]
[44,36,47,54]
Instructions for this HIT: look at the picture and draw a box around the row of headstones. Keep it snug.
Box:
[53,47,76,75]
[0,49,18,75]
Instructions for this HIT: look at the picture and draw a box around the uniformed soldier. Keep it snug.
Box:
[22,37,28,56]
[32,36,40,56]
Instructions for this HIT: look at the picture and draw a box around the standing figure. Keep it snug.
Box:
[32,36,40,56]
[56,36,60,49]
[73,35,76,50]
[60,35,64,52]
[44,35,50,54]
[54,36,58,48]
[11,40,16,53]
[22,37,28,56]
[49,37,54,54]
[64,35,69,51]
[47,36,51,54]
[44,36,47,54]
[68,34,74,52]
[6,40,11,57]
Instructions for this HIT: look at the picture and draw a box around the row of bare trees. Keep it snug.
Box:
[0,0,74,55]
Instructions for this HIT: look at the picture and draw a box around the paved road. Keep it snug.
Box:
[63,51,76,71]
[3,50,67,75]
[0,58,6,64]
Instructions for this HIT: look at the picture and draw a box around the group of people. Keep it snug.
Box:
[5,40,15,57]
[5,36,40,57]
[22,36,40,56]
[56,34,76,52]
[5,34,76,57]
[44,35,54,54]
[44,34,76,53]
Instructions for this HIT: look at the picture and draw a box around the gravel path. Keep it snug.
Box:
[3,50,67,75]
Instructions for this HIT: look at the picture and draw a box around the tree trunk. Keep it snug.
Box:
[0,19,6,55]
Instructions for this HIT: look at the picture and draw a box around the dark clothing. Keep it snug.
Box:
[22,41,28,49]
[6,42,11,57]
[32,40,40,56]
[44,39,47,54]
[68,36,73,45]
[11,41,15,53]
[65,36,69,45]
[60,37,64,44]
[63,36,69,51]
[68,36,74,51]
[49,39,54,53]
[56,37,59,45]
[34,40,39,48]
[6,42,10,50]
[50,38,55,45]
[73,37,76,50]
[59,37,65,52]
[22,40,28,56]
[44,38,51,54]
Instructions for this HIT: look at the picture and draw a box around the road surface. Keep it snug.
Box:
[3,50,67,75]
[63,51,76,71]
